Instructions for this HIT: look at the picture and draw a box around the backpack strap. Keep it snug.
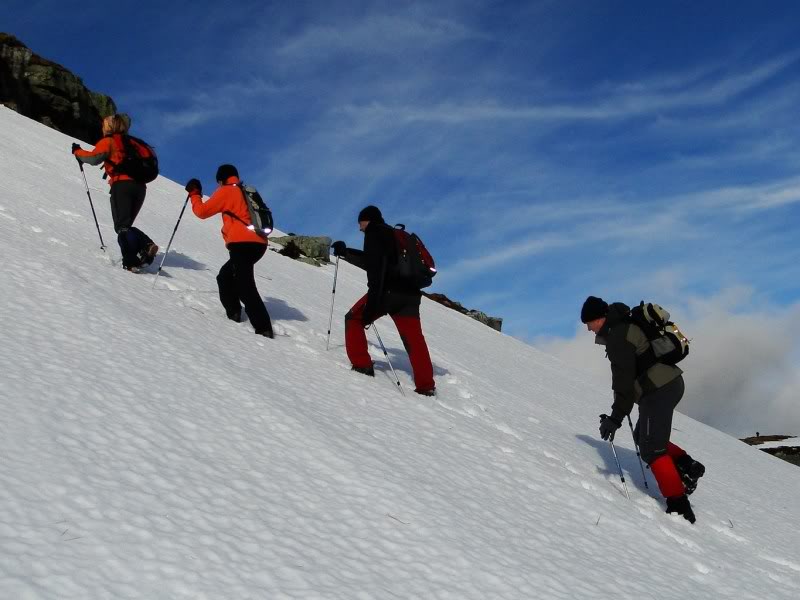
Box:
[221,181,253,227]
[627,312,659,377]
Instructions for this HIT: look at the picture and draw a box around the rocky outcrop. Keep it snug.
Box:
[741,434,800,468]
[270,235,333,267]
[0,33,116,142]
[424,292,503,332]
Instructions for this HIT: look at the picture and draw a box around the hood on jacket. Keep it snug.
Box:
[596,301,630,343]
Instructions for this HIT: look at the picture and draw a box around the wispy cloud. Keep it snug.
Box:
[276,13,484,61]
[333,51,800,126]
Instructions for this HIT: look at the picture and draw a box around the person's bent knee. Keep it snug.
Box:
[643,447,667,465]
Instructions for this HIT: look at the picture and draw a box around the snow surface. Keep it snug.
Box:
[1,105,799,599]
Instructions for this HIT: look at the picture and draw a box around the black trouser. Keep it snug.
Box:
[217,242,272,334]
[633,375,685,463]
[110,180,153,268]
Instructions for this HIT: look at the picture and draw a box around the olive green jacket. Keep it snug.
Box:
[596,302,683,421]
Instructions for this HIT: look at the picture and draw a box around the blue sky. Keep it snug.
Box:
[5,0,800,343]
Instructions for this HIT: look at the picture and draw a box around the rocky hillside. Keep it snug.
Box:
[0,33,116,142]
[741,434,800,467]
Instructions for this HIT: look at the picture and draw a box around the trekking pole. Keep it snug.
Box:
[325,256,340,350]
[609,439,631,500]
[627,415,649,489]
[153,195,190,289]
[78,162,106,251]
[370,323,405,396]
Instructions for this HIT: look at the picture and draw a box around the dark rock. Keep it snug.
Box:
[278,240,302,260]
[0,32,116,142]
[741,434,800,468]
[424,292,503,332]
[271,235,332,265]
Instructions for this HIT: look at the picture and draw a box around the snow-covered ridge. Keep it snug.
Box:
[1,106,799,599]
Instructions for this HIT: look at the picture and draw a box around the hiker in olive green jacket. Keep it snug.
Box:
[581,296,705,523]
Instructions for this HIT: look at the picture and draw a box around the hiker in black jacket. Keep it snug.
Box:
[332,206,435,396]
[581,295,705,523]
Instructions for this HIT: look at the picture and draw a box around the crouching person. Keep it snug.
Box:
[581,295,705,523]
[185,164,274,338]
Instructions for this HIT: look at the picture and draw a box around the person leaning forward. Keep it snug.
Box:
[185,165,274,338]
[331,205,435,396]
[72,114,158,272]
[581,295,705,523]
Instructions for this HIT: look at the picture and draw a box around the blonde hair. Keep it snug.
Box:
[101,114,130,136]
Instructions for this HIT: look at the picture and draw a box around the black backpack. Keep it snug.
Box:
[392,224,437,289]
[226,183,274,239]
[630,301,689,367]
[112,134,159,184]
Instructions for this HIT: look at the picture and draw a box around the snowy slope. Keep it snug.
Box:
[0,106,798,599]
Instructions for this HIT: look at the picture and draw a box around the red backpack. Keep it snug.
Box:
[392,224,437,289]
[111,134,159,183]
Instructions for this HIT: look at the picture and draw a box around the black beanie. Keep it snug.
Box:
[581,296,609,323]
[216,164,239,183]
[357,205,382,223]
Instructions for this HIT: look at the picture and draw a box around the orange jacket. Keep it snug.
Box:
[74,135,133,185]
[190,176,268,246]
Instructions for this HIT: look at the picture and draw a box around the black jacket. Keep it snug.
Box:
[597,302,683,421]
[343,219,419,315]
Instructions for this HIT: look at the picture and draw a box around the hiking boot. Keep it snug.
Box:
[140,242,159,265]
[226,309,243,323]
[256,328,274,339]
[674,455,705,496]
[415,388,436,397]
[123,264,141,273]
[666,495,696,524]
[351,365,375,377]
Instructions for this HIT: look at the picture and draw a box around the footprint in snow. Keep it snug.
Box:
[31,226,43,233]
[272,323,290,337]
[37,207,59,218]
[658,524,701,551]
[759,555,800,573]
[708,521,747,542]
[462,404,480,418]
[494,422,521,439]
[581,480,614,501]
[694,562,711,575]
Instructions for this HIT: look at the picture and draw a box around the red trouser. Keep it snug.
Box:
[648,441,689,498]
[345,293,435,392]
[633,377,688,499]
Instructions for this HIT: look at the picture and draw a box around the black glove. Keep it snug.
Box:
[331,241,347,257]
[185,178,202,195]
[599,414,622,441]
[71,143,81,154]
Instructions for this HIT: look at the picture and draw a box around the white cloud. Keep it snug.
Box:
[536,289,800,438]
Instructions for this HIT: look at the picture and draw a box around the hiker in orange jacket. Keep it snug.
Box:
[185,164,274,338]
[72,114,158,272]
